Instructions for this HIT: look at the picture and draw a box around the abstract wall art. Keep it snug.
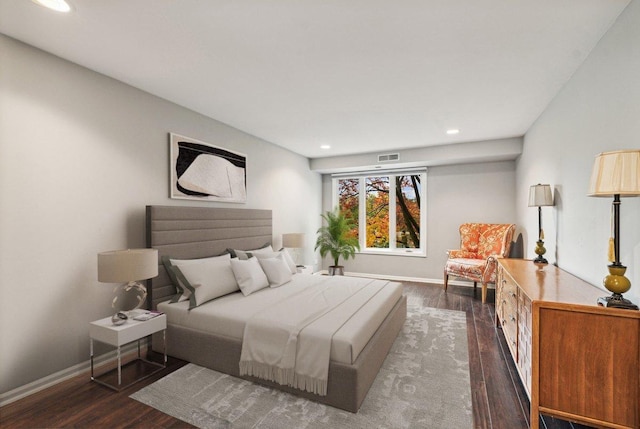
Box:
[169,133,247,203]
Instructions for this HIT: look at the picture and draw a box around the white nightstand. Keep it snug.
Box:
[296,265,314,274]
[89,313,166,391]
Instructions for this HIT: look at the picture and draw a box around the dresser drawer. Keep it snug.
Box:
[497,269,519,359]
[517,292,532,394]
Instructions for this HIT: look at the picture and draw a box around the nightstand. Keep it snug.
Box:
[296,265,314,274]
[89,313,166,391]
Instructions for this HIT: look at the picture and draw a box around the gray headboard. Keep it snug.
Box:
[145,205,272,310]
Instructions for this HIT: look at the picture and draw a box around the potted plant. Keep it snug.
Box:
[314,208,360,275]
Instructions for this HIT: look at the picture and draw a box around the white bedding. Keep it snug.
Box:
[158,274,403,365]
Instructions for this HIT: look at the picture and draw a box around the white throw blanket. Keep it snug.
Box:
[239,277,387,395]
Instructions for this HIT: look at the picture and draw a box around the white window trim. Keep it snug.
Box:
[332,169,427,257]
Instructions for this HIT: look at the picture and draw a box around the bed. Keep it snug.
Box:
[146,205,407,412]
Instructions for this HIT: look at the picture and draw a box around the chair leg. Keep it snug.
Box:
[444,273,448,292]
[481,283,487,303]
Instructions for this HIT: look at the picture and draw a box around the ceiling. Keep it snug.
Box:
[0,0,630,158]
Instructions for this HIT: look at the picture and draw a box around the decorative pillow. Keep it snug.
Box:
[228,244,273,260]
[161,256,191,303]
[257,254,293,287]
[230,257,269,296]
[169,253,239,309]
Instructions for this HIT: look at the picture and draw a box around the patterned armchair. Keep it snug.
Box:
[444,223,515,303]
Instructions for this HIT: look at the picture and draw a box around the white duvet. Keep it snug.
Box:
[239,277,388,396]
[158,274,403,394]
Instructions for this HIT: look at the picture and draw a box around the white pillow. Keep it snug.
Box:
[233,245,274,260]
[279,248,298,274]
[230,257,269,296]
[258,254,293,287]
[254,249,297,275]
[171,254,239,309]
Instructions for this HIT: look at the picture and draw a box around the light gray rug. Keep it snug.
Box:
[131,303,472,428]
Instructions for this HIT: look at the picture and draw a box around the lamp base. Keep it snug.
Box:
[533,240,547,265]
[597,294,639,310]
[111,281,148,312]
[533,256,548,265]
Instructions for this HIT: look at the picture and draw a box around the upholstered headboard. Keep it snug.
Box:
[145,205,272,310]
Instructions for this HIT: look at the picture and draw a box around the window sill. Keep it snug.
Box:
[358,249,426,258]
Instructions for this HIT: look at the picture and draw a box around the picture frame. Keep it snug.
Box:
[169,133,247,203]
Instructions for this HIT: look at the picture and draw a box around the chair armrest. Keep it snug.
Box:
[482,255,502,283]
[447,249,478,259]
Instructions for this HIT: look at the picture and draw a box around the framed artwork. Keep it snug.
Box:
[169,133,247,203]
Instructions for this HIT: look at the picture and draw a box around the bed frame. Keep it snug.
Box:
[146,205,407,412]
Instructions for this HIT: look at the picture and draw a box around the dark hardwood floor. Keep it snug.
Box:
[0,282,591,429]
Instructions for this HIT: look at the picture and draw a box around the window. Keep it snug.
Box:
[334,170,426,256]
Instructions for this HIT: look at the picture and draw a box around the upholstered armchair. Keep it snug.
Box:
[444,223,515,303]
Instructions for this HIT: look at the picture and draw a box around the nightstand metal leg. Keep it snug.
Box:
[163,330,167,365]
[117,346,121,386]
[90,339,95,380]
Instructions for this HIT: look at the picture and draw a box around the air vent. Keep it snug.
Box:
[377,153,400,162]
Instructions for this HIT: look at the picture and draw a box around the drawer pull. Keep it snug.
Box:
[510,316,516,323]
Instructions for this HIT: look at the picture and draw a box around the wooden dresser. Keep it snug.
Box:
[496,259,640,429]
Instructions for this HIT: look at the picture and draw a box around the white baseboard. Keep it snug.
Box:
[0,340,146,407]
[315,270,487,288]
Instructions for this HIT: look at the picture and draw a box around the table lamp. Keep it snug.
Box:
[588,149,640,310]
[282,233,305,266]
[98,248,159,322]
[528,184,554,265]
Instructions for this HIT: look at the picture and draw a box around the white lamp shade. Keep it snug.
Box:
[282,233,305,248]
[528,184,554,207]
[588,149,640,197]
[98,249,158,283]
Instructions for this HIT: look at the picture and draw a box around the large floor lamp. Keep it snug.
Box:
[588,149,640,310]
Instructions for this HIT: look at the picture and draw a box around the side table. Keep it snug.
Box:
[89,313,167,391]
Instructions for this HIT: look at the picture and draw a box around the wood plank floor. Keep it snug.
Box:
[0,282,592,429]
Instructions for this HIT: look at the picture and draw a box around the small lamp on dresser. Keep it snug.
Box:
[97,248,159,323]
[282,233,305,266]
[528,184,554,265]
[588,149,640,310]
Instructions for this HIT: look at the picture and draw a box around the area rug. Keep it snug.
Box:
[131,304,472,428]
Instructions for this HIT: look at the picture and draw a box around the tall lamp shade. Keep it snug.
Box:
[528,184,554,265]
[587,149,640,309]
[98,249,158,320]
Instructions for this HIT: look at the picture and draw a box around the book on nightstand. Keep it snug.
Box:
[132,310,164,321]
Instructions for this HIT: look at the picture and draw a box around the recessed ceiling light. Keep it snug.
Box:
[446,129,460,135]
[32,0,72,13]
[320,144,331,150]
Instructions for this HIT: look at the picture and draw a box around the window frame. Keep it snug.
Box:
[332,169,427,257]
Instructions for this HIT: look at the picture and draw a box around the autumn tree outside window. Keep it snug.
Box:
[333,169,426,256]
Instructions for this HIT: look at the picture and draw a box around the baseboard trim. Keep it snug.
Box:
[315,270,486,288]
[0,340,146,407]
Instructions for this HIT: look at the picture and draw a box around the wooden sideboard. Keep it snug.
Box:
[496,259,640,429]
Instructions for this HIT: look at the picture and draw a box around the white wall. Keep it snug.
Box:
[321,160,517,280]
[517,0,640,304]
[0,35,321,394]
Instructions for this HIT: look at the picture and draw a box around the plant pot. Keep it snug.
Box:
[328,266,344,276]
